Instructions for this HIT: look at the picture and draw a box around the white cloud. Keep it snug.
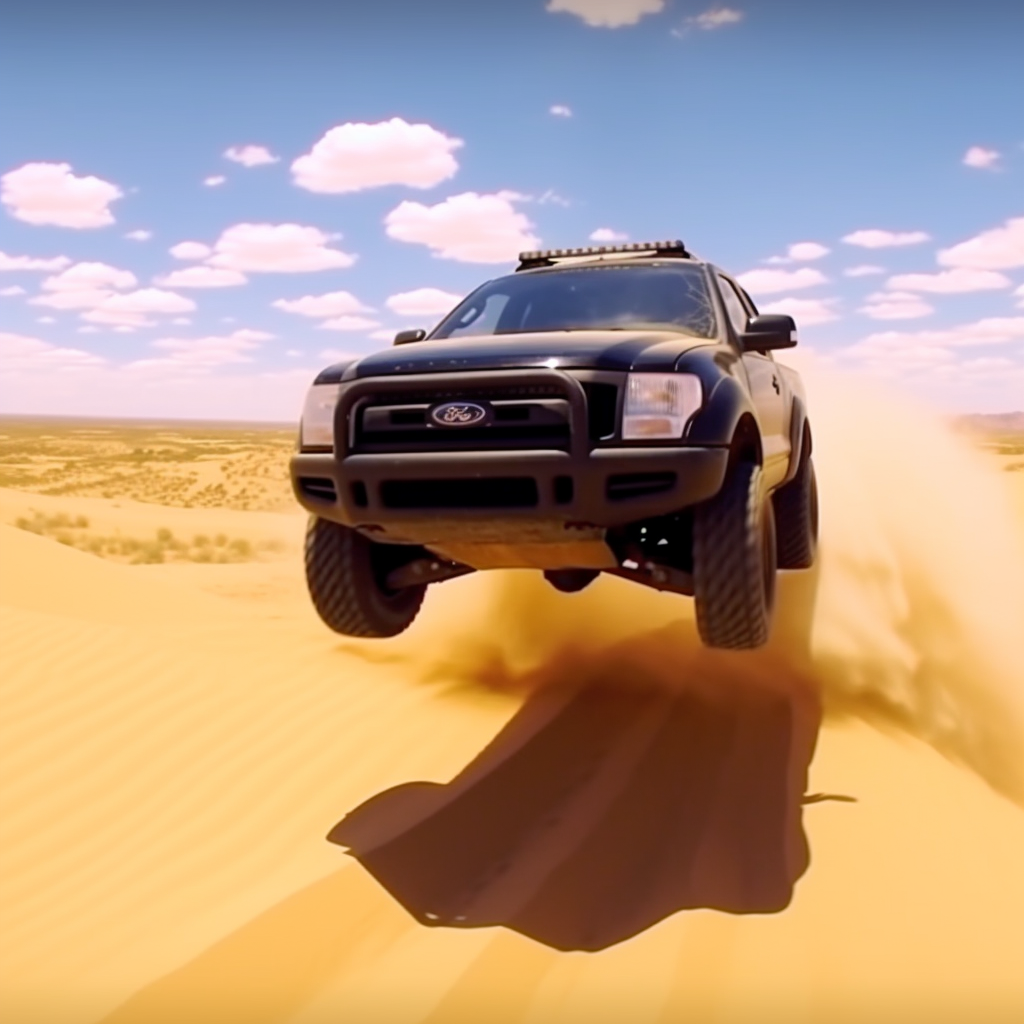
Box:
[36,316,56,324]
[82,288,195,327]
[546,0,664,28]
[536,189,572,207]
[319,315,381,332]
[1,285,26,297]
[937,217,1024,270]
[31,288,117,311]
[207,223,356,273]
[550,104,573,117]
[1016,283,1024,309]
[787,241,829,261]
[886,267,1011,293]
[171,317,191,325]
[224,144,280,167]
[385,288,463,318]
[0,251,71,272]
[589,227,629,242]
[843,264,885,277]
[124,229,152,241]
[848,318,1024,364]
[685,7,744,31]
[369,329,399,342]
[758,296,839,326]
[204,175,226,187]
[292,118,463,194]
[962,146,1001,170]
[735,266,828,295]
[272,291,372,318]
[285,349,302,357]
[170,241,213,260]
[41,261,137,292]
[842,229,931,249]
[141,329,272,369]
[1,162,123,228]
[385,191,539,263]
[0,331,104,370]
[859,291,935,320]
[154,266,248,289]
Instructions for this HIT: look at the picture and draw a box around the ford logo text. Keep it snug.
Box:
[430,402,489,427]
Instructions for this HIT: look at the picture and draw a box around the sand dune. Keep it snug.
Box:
[2,371,1023,1023]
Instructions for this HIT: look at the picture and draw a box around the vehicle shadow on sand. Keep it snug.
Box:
[329,652,823,952]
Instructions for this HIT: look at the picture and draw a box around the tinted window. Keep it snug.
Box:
[717,275,750,336]
[431,264,717,340]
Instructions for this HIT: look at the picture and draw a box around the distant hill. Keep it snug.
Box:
[952,412,1024,434]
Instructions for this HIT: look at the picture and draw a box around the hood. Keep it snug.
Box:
[345,330,715,379]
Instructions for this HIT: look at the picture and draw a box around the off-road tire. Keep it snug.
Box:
[304,516,426,638]
[693,461,777,650]
[773,454,818,570]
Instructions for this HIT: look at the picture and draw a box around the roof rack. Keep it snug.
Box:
[516,240,693,271]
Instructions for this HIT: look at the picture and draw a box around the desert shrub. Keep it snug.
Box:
[156,527,173,542]
[227,538,252,557]
[193,534,210,547]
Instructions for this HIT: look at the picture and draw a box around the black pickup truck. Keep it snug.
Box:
[291,241,818,650]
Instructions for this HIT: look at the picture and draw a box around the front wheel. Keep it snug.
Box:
[304,517,426,638]
[692,462,777,650]
[773,454,818,570]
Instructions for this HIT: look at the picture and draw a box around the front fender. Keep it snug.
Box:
[685,373,759,449]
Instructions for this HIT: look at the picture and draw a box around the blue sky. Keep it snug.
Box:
[1,0,1022,420]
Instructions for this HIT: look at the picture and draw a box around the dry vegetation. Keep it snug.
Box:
[0,417,297,511]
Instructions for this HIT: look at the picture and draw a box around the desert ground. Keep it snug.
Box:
[2,380,1023,1024]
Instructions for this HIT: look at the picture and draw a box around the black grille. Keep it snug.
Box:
[581,382,619,441]
[298,477,338,503]
[606,472,677,501]
[380,477,539,510]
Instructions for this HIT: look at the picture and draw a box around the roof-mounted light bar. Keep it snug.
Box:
[517,240,692,270]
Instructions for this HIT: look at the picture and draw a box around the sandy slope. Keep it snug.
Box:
[2,376,1024,1024]
[2,517,1023,1024]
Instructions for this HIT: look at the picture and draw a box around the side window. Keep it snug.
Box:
[717,275,749,337]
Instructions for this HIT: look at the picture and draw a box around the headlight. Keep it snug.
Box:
[299,383,341,448]
[622,373,702,440]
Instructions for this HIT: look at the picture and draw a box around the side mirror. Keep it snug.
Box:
[741,314,797,352]
[393,329,426,346]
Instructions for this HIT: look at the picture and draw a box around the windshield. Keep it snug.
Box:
[429,264,717,340]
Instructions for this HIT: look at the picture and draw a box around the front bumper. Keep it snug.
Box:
[291,444,728,544]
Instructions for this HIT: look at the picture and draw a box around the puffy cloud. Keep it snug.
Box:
[207,223,356,272]
[841,228,930,249]
[735,266,828,295]
[848,317,1024,363]
[224,145,279,167]
[319,315,382,331]
[272,291,372,318]
[0,331,104,370]
[170,241,213,260]
[886,267,1011,293]
[1,162,123,228]
[32,288,118,311]
[0,251,71,272]
[787,241,829,261]
[41,261,137,292]
[292,118,463,194]
[125,229,152,241]
[843,264,885,277]
[962,146,1000,170]
[859,291,935,320]
[82,288,195,327]
[143,329,272,369]
[1,285,26,297]
[550,105,573,117]
[385,191,539,263]
[154,266,248,288]
[758,296,839,326]
[385,288,464,318]
[204,175,226,187]
[546,0,665,28]
[685,7,744,31]
[937,217,1024,270]
[589,227,629,242]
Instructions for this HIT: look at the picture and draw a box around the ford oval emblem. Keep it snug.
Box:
[430,401,489,427]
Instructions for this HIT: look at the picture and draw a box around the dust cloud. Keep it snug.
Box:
[417,355,1024,807]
